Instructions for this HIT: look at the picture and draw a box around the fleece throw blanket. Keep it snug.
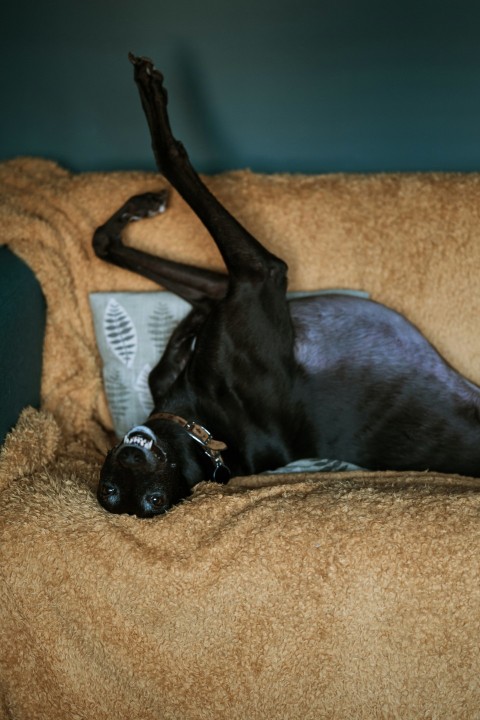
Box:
[1,157,480,719]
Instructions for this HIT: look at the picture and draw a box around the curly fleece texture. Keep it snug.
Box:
[1,157,480,719]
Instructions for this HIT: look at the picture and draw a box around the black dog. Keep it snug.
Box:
[93,54,480,517]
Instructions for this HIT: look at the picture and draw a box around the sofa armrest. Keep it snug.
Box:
[0,247,45,444]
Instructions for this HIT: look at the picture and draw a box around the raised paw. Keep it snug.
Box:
[119,190,168,223]
[129,53,171,146]
[128,53,163,82]
[92,190,168,259]
[128,53,154,71]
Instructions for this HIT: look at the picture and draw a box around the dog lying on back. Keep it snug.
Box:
[93,55,480,517]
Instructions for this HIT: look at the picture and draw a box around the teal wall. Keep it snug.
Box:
[2,0,480,174]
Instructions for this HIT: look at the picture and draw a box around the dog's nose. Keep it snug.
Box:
[116,445,148,468]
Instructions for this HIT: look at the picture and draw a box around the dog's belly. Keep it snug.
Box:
[290,294,452,379]
[288,294,480,474]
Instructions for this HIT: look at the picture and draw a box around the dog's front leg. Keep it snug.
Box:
[148,303,212,401]
[93,190,228,304]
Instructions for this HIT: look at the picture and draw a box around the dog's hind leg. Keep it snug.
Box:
[93,190,228,304]
[130,54,287,286]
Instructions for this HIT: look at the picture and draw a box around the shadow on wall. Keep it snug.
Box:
[171,46,243,174]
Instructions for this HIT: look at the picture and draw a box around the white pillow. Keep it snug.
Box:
[90,291,192,437]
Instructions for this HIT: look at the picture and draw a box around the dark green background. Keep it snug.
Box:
[2,0,480,174]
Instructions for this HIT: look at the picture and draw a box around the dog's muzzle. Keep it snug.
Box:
[116,425,165,466]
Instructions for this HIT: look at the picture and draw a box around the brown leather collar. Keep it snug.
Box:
[148,412,230,483]
[148,412,227,452]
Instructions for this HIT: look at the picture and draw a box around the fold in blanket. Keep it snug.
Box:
[2,406,480,719]
[2,158,480,719]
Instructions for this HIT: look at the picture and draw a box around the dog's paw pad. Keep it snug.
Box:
[121,191,168,222]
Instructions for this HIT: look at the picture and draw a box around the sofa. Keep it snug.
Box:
[1,156,480,719]
[0,246,44,444]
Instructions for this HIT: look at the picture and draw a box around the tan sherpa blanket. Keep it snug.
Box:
[1,157,480,719]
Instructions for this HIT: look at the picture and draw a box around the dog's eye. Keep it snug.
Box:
[99,483,117,499]
[150,494,167,509]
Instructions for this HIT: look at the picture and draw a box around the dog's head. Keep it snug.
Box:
[97,418,229,518]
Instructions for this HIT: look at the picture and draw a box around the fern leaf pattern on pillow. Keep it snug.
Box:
[90,291,192,437]
[104,367,131,433]
[103,299,137,369]
[148,304,176,356]
[135,363,155,415]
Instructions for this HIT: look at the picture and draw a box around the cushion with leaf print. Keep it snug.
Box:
[89,291,192,437]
